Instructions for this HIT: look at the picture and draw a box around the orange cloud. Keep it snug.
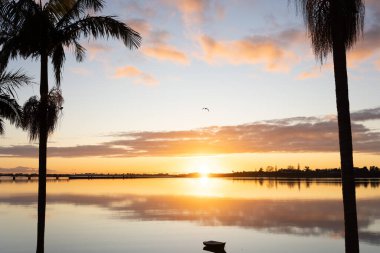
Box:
[346,20,380,67]
[125,18,189,65]
[167,0,207,24]
[114,66,158,86]
[376,58,380,70]
[164,0,224,25]
[198,35,299,72]
[86,43,110,60]
[142,45,189,64]
[135,28,189,64]
[126,18,151,38]
[297,67,321,80]
[348,50,374,64]
[2,107,380,158]
[296,64,332,80]
[176,0,205,14]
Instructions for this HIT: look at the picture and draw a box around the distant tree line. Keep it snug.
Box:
[216,166,380,179]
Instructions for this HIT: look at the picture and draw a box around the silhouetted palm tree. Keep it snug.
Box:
[293,1,364,252]
[0,1,141,252]
[0,69,30,134]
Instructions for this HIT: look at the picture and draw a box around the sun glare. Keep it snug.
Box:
[199,166,209,178]
[188,156,217,178]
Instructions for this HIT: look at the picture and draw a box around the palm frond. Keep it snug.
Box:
[63,15,141,50]
[0,39,20,71]
[72,40,85,62]
[44,0,75,23]
[0,69,32,98]
[0,93,22,132]
[22,88,64,141]
[0,118,4,134]
[56,0,104,28]
[51,44,65,86]
[0,0,18,32]
[22,95,39,140]
[293,0,364,62]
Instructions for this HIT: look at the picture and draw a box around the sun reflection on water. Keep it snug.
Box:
[190,176,225,198]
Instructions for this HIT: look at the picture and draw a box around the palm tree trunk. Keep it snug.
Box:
[36,51,48,253]
[332,30,360,253]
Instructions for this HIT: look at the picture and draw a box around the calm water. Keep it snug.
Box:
[0,178,379,253]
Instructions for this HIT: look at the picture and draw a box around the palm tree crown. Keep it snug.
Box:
[295,0,364,62]
[0,0,141,140]
[0,0,141,84]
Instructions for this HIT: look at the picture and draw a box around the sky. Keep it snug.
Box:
[1,0,380,174]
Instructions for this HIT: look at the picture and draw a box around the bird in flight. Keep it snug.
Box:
[202,107,209,112]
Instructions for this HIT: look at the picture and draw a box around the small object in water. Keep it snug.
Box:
[203,240,225,248]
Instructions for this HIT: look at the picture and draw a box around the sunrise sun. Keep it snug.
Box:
[188,156,217,178]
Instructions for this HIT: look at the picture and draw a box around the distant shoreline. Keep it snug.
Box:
[1,167,380,180]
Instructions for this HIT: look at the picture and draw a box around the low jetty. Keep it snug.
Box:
[0,173,175,181]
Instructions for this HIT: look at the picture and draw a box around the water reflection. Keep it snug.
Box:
[1,178,380,253]
[0,183,379,246]
[36,176,47,253]
[203,246,226,253]
[233,178,380,189]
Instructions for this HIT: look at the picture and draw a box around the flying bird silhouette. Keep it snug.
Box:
[202,107,209,112]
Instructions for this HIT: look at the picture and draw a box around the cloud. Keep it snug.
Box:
[347,25,380,66]
[119,0,156,18]
[142,45,189,64]
[277,28,307,46]
[0,145,38,158]
[126,19,189,64]
[0,144,127,158]
[114,66,158,86]
[198,34,299,72]
[351,107,380,121]
[85,43,111,60]
[141,30,190,64]
[296,64,333,80]
[297,66,322,80]
[345,1,380,67]
[146,30,170,45]
[1,107,380,158]
[163,0,224,26]
[126,18,151,38]
[0,166,56,174]
[1,192,380,245]
[0,166,36,173]
[69,67,91,76]
[176,0,207,14]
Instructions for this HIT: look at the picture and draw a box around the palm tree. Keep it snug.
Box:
[293,1,364,252]
[0,1,141,252]
[0,69,30,134]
